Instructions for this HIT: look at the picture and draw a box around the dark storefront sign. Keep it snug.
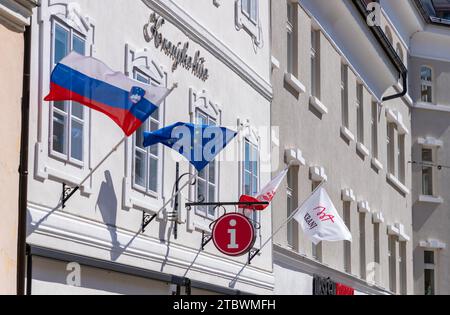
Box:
[313,275,355,295]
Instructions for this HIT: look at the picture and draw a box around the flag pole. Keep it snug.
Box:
[62,82,179,208]
[246,178,327,264]
[149,126,242,218]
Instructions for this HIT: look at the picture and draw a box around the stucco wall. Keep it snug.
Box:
[0,22,24,295]
[410,56,450,295]
[271,1,413,294]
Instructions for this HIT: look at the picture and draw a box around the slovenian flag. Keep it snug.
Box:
[45,52,170,136]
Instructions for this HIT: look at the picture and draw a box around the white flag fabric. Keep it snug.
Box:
[293,187,352,245]
[239,167,289,210]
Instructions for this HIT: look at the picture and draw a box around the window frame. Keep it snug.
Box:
[341,63,349,128]
[194,109,219,220]
[286,1,297,76]
[371,101,379,159]
[311,29,321,99]
[420,66,433,103]
[242,137,260,226]
[241,0,258,25]
[421,147,435,196]
[131,68,162,198]
[356,83,364,144]
[424,250,436,295]
[49,20,87,167]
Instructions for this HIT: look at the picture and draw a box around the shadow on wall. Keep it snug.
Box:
[96,170,120,261]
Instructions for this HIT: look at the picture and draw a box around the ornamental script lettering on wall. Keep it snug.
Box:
[143,13,209,81]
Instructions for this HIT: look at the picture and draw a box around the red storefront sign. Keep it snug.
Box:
[336,283,355,295]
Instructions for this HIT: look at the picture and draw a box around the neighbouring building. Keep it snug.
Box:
[26,0,274,295]
[271,0,413,295]
[408,0,450,295]
[0,0,36,295]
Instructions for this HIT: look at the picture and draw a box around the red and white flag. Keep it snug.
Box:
[293,187,352,244]
[239,167,289,210]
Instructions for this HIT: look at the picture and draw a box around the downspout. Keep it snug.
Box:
[352,0,408,103]
[17,24,32,295]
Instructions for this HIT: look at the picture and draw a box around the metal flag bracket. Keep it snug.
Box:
[61,183,80,209]
[248,248,261,265]
[201,231,213,250]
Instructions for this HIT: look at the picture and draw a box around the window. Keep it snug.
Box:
[422,148,434,196]
[286,1,297,75]
[196,111,218,218]
[356,84,364,143]
[371,102,379,158]
[421,66,433,103]
[311,30,320,99]
[387,123,395,175]
[287,168,297,247]
[399,242,407,295]
[388,235,397,293]
[241,0,258,24]
[398,134,405,183]
[373,223,380,282]
[51,22,86,164]
[133,70,161,196]
[311,181,322,261]
[341,64,349,128]
[343,202,352,273]
[359,213,366,279]
[424,250,436,295]
[243,139,259,224]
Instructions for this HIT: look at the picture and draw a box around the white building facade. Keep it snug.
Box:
[26,0,274,295]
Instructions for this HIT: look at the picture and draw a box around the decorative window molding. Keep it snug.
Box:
[357,142,370,158]
[309,166,327,182]
[386,108,409,135]
[419,239,446,250]
[418,195,443,204]
[235,0,261,46]
[372,212,385,224]
[341,188,356,202]
[309,96,328,115]
[187,89,223,232]
[386,173,410,195]
[285,148,306,166]
[395,223,410,242]
[122,44,167,214]
[237,118,262,249]
[341,126,355,143]
[357,201,371,214]
[371,157,383,171]
[284,72,306,94]
[271,56,280,70]
[418,137,443,148]
[35,2,96,195]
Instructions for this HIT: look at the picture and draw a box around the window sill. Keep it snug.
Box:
[386,173,410,195]
[418,195,444,204]
[284,72,306,94]
[309,96,328,115]
[371,157,383,171]
[356,142,370,157]
[415,101,450,113]
[340,126,355,142]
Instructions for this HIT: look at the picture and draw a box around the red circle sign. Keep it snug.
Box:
[212,213,255,256]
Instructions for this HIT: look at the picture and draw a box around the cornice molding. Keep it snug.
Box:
[141,0,273,101]
[0,0,36,32]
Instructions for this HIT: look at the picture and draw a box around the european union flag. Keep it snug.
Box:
[143,122,237,172]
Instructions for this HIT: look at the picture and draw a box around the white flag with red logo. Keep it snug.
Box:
[293,187,352,244]
[239,167,289,210]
